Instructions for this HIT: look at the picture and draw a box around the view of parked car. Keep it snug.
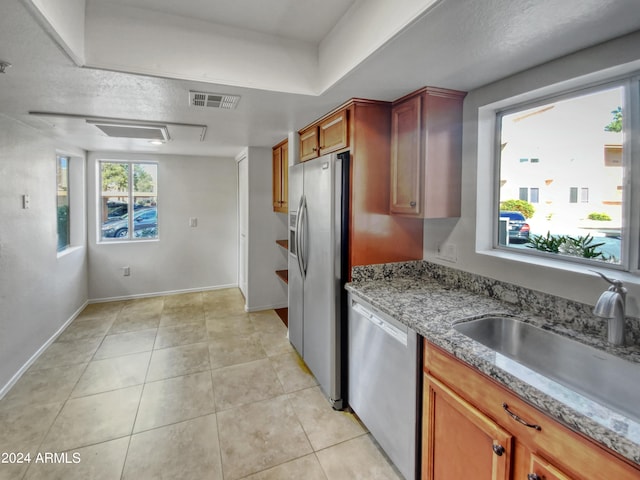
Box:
[101,207,157,238]
[499,211,530,243]
[106,201,146,219]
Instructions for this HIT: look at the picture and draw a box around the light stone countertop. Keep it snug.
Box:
[345,273,640,466]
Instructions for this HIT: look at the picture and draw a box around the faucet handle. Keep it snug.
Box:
[591,270,626,293]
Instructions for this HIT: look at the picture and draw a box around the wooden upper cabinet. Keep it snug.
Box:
[391,95,422,216]
[319,110,348,155]
[391,87,466,218]
[272,139,288,213]
[299,107,349,162]
[299,126,319,162]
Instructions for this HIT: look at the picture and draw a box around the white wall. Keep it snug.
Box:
[422,31,640,316]
[0,114,88,395]
[239,147,288,311]
[87,152,238,300]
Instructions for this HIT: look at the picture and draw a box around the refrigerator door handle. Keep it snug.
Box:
[295,195,305,280]
[299,195,308,276]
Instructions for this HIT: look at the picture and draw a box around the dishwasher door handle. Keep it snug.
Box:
[351,301,408,346]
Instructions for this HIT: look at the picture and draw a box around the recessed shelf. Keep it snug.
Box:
[275,269,288,284]
[276,239,288,250]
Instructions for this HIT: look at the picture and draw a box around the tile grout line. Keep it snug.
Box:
[119,296,163,480]
[19,305,122,480]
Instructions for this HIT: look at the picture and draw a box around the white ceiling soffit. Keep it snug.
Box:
[89,0,357,44]
[32,0,440,96]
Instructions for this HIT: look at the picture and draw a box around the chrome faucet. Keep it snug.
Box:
[592,271,626,346]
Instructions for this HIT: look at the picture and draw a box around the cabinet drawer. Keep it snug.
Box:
[424,340,640,480]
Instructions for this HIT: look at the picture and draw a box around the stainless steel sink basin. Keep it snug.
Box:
[453,316,640,422]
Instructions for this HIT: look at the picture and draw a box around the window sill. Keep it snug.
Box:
[477,247,640,286]
[97,238,160,246]
[56,245,84,259]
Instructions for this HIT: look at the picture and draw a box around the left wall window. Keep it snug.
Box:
[56,155,70,252]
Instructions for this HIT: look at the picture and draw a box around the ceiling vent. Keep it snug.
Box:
[189,91,240,109]
[86,120,170,141]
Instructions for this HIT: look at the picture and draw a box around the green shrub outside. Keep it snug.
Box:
[587,212,612,221]
[499,199,535,219]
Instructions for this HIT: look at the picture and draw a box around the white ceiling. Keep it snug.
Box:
[91,0,356,43]
[1,0,640,158]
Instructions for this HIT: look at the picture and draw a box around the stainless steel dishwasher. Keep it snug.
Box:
[348,292,418,480]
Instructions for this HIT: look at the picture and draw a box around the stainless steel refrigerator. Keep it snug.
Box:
[288,151,350,410]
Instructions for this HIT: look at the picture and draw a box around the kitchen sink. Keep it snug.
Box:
[453,316,640,422]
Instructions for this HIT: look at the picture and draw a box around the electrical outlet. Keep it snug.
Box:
[122,266,130,276]
[189,217,198,228]
[436,243,457,263]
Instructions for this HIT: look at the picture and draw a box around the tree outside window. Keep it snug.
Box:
[99,161,158,241]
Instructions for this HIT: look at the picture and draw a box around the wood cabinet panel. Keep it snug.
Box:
[347,100,424,270]
[423,374,512,480]
[529,454,574,480]
[391,94,422,215]
[299,126,319,162]
[272,139,288,213]
[319,110,348,155]
[281,144,288,211]
[298,99,423,276]
[391,87,466,218]
[423,340,640,480]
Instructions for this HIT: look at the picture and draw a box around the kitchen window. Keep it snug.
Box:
[496,80,635,267]
[99,161,158,241]
[56,155,70,252]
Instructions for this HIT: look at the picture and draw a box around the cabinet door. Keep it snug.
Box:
[281,143,288,212]
[272,142,289,213]
[423,374,512,480]
[272,146,283,211]
[529,455,574,480]
[300,126,319,162]
[319,110,348,155]
[390,95,422,215]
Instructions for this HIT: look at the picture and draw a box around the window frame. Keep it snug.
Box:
[98,160,159,243]
[492,76,637,271]
[56,154,71,253]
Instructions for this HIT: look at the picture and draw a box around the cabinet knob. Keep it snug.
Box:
[527,474,542,480]
[312,147,317,152]
[409,201,417,207]
[492,444,505,456]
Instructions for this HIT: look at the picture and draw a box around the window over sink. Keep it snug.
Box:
[494,79,638,269]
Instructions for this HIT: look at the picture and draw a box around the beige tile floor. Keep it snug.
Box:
[0,288,403,480]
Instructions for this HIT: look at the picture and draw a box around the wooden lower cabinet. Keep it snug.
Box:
[423,341,640,480]
[423,375,512,480]
[529,454,573,480]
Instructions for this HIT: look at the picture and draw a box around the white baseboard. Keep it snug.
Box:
[244,302,288,313]
[0,300,89,400]
[89,283,239,303]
